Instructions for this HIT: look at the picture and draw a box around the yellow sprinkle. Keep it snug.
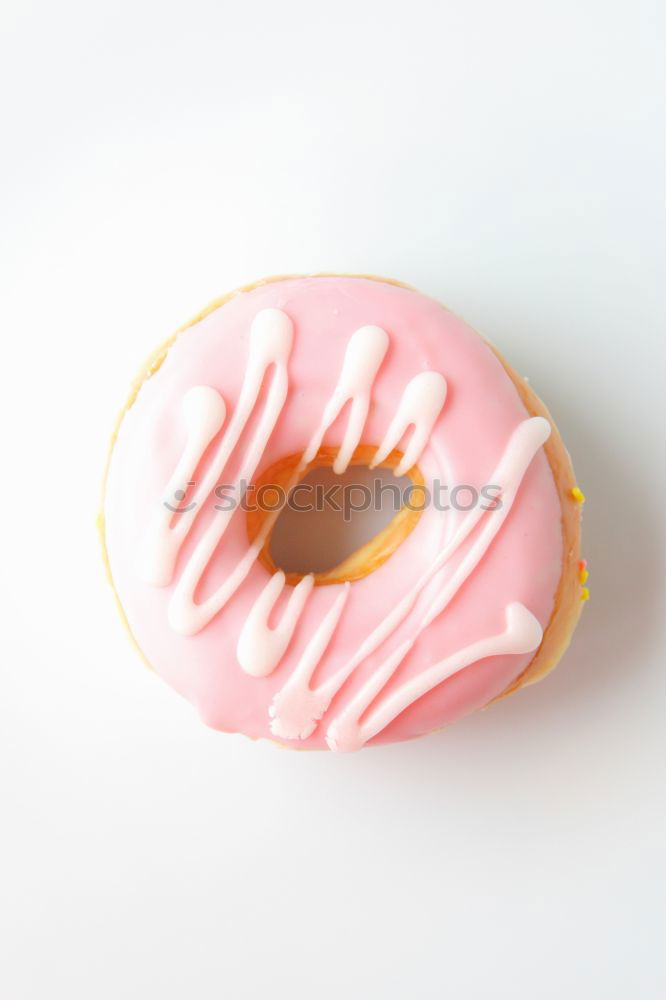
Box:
[571,486,586,504]
[579,568,589,584]
[581,587,590,601]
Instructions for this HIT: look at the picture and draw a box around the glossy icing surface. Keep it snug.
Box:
[104,276,563,749]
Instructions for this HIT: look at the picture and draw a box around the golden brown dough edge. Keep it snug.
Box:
[98,272,584,703]
[488,348,583,697]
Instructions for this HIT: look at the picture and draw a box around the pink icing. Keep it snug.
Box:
[104,276,562,749]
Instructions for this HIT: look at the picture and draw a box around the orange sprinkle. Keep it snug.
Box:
[578,559,589,584]
[571,486,586,504]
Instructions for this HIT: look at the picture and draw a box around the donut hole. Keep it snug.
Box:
[269,464,413,576]
[247,445,425,586]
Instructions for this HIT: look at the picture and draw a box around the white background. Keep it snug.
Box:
[1,2,665,997]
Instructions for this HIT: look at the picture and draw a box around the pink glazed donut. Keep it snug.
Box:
[101,275,585,751]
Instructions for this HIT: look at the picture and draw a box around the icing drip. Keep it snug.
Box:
[269,583,351,740]
[141,308,293,594]
[237,572,314,677]
[234,324,390,672]
[325,603,543,752]
[270,417,551,746]
[143,316,393,647]
[147,308,294,634]
[140,386,227,586]
[302,325,388,474]
[370,371,447,476]
[418,417,550,627]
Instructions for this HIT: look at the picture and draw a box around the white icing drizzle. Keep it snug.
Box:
[145,308,294,634]
[269,417,551,745]
[269,583,351,740]
[140,387,227,586]
[140,305,552,750]
[142,315,393,646]
[370,371,447,476]
[141,308,293,592]
[325,603,543,751]
[237,572,314,677]
[418,417,550,627]
[231,323,388,671]
[302,325,388,474]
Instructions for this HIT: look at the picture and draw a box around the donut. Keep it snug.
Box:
[100,274,585,751]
